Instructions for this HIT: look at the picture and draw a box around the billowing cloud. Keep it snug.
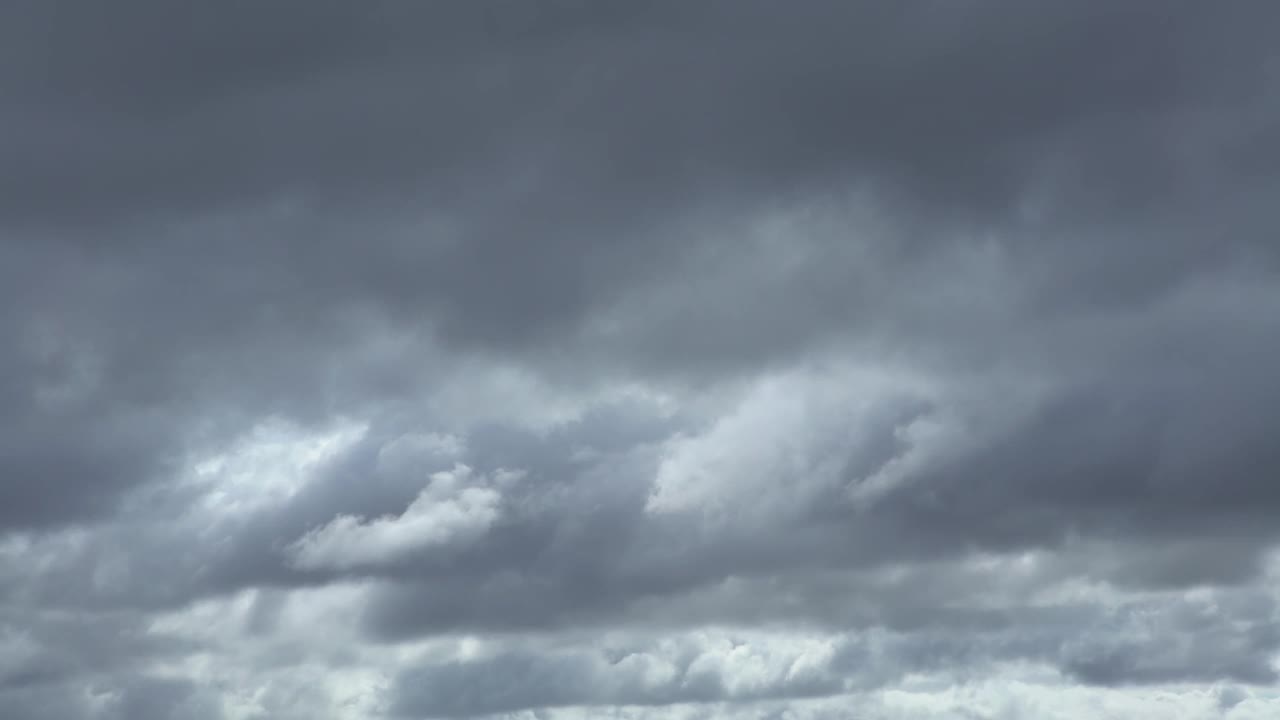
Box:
[3,2,1280,719]
[287,464,512,571]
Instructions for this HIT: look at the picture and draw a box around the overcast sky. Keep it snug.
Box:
[3,2,1280,719]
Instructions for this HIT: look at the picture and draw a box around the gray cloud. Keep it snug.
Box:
[3,2,1280,719]
[384,588,1280,717]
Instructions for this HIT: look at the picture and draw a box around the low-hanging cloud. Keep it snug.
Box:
[3,2,1280,719]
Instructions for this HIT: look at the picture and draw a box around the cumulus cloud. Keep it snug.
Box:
[287,464,509,571]
[390,631,846,718]
[3,2,1280,719]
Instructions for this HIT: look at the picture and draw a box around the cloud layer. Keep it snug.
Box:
[3,2,1280,719]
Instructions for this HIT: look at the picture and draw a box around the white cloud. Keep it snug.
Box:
[645,365,936,518]
[287,464,508,571]
[189,419,370,517]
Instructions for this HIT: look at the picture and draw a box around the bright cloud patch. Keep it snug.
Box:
[287,464,508,571]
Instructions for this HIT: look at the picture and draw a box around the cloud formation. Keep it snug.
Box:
[3,2,1280,718]
[288,463,512,571]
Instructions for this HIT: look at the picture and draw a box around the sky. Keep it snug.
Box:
[2,2,1280,719]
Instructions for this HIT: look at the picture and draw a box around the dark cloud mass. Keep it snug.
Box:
[3,2,1280,719]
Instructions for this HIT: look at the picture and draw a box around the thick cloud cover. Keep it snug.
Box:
[3,2,1280,718]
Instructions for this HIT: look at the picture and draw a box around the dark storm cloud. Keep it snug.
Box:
[2,0,1274,225]
[3,2,1280,719]
[1,1,1275,360]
